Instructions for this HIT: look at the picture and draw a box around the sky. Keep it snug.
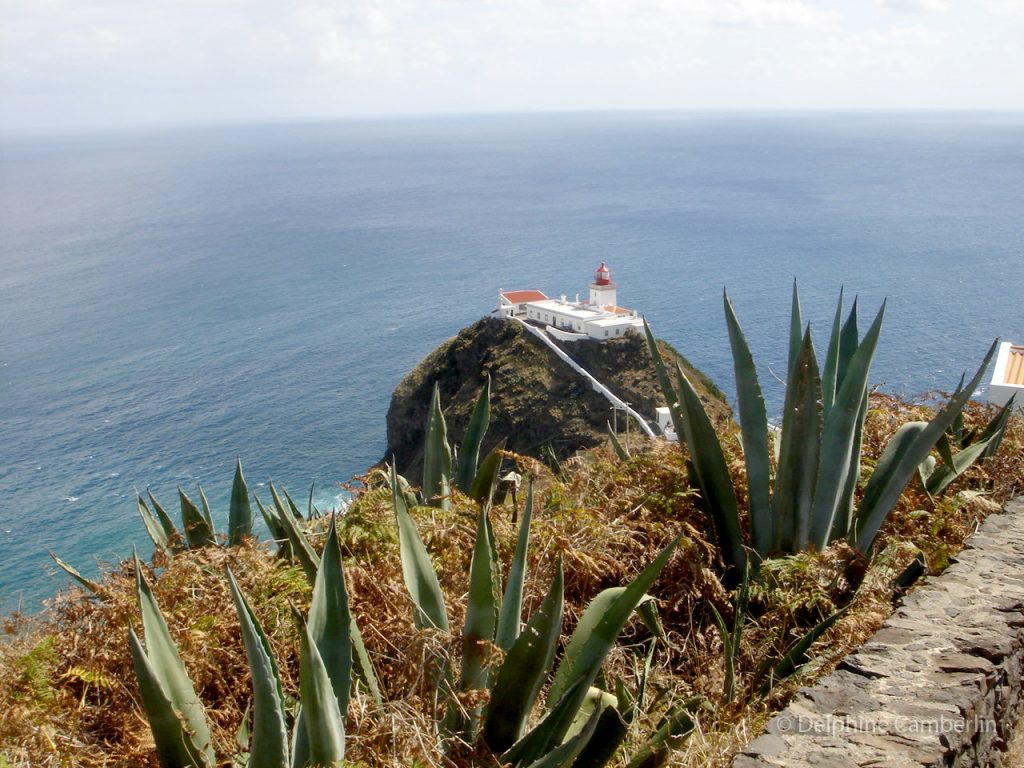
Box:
[2,0,1023,133]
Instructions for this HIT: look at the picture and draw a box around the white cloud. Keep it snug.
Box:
[876,0,949,12]
[982,0,1024,14]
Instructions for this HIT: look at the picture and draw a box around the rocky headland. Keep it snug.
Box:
[384,316,728,479]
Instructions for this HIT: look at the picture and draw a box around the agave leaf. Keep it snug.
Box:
[545,539,679,747]
[295,612,345,767]
[502,677,589,768]
[723,290,772,556]
[292,517,353,767]
[137,495,171,554]
[224,569,288,768]
[836,297,859,389]
[254,495,290,559]
[832,389,868,542]
[771,330,821,553]
[133,553,214,767]
[623,698,703,768]
[979,395,1015,459]
[49,551,108,599]
[269,483,320,584]
[455,507,500,739]
[522,707,602,768]
[283,488,305,521]
[391,463,449,632]
[456,377,491,491]
[229,459,253,546]
[607,422,630,460]
[349,615,384,707]
[178,488,215,549]
[197,485,217,537]
[129,627,211,768]
[307,516,352,715]
[808,302,884,550]
[564,687,617,744]
[643,321,684,442]
[485,561,564,754]
[671,360,745,576]
[572,701,629,768]
[854,339,999,553]
[787,280,803,378]
[423,383,453,509]
[468,439,507,505]
[924,401,1013,496]
[147,490,181,546]
[820,288,844,416]
[495,481,534,651]
[755,605,849,696]
[709,604,734,703]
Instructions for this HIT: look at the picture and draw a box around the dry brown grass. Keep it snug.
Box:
[2,393,1021,767]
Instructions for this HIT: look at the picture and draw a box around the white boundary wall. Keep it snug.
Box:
[513,318,657,438]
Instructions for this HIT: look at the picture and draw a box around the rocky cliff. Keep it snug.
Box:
[384,317,728,480]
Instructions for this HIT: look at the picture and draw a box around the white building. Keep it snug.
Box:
[989,341,1024,413]
[496,262,644,341]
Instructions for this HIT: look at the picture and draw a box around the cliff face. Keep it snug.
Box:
[384,317,728,480]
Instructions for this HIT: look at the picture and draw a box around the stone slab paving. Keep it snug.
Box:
[734,497,1024,768]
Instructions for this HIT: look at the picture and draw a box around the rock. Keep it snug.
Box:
[383,316,728,480]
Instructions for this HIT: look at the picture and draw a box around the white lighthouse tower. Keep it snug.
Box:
[588,262,617,308]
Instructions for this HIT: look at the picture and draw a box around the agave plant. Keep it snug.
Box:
[389,463,691,766]
[420,378,503,509]
[918,394,1015,498]
[646,284,1000,570]
[136,459,255,554]
[129,517,358,768]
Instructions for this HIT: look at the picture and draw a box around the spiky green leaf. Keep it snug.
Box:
[295,613,345,767]
[545,539,679,747]
[468,439,506,505]
[485,561,564,754]
[808,302,884,550]
[495,481,534,651]
[854,339,999,553]
[772,330,821,552]
[133,553,214,767]
[391,463,449,632]
[178,488,215,549]
[723,290,772,555]
[423,383,453,509]
[671,360,745,575]
[456,377,491,491]
[269,482,320,584]
[229,459,253,546]
[224,569,288,768]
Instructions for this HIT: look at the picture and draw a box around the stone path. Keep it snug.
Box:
[734,497,1024,768]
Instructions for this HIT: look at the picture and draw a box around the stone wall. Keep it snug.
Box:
[734,497,1024,768]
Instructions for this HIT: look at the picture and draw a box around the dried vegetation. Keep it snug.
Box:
[2,394,1022,768]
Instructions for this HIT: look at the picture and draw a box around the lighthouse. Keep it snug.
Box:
[588,262,617,308]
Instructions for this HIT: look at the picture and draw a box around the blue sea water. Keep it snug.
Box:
[2,112,1022,608]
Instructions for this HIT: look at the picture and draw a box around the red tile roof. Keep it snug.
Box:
[605,305,633,315]
[502,290,549,304]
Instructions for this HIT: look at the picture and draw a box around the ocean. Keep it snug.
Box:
[2,112,1022,608]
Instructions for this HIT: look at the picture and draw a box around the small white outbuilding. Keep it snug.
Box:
[989,341,1024,414]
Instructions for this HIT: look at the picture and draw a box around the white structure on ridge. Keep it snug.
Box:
[989,341,1024,414]
[496,262,644,341]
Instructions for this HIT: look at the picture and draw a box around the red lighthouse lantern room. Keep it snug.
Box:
[594,262,611,285]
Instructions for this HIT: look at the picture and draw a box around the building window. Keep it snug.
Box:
[604,330,609,337]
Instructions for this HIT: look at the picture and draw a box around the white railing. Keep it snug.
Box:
[512,318,657,438]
